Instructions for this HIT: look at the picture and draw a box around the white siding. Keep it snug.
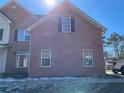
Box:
[0,15,10,44]
[0,49,7,73]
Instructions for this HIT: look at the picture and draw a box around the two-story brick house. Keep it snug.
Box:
[0,0,106,77]
[28,0,106,77]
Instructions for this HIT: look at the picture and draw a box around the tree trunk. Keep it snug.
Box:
[113,44,117,58]
[115,44,119,58]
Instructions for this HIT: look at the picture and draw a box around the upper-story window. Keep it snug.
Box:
[58,17,75,33]
[0,29,3,41]
[15,29,30,42]
[62,17,71,33]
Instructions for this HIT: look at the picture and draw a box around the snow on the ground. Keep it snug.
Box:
[0,77,124,93]
[0,77,124,83]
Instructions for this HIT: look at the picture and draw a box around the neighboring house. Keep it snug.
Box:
[0,0,38,75]
[0,12,11,73]
[0,0,106,77]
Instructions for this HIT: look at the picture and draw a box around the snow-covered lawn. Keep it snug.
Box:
[1,77,124,82]
[0,77,124,93]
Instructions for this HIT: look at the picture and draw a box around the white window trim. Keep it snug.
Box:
[62,17,71,33]
[16,52,29,68]
[17,29,30,42]
[83,49,94,67]
[41,49,51,68]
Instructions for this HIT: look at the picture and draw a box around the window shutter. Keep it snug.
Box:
[71,17,75,32]
[58,17,62,32]
[14,29,18,41]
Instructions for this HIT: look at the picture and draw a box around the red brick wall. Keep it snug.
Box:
[29,4,105,77]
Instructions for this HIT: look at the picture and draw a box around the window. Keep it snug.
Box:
[16,52,29,68]
[58,17,75,33]
[0,29,3,41]
[41,49,51,67]
[83,49,93,67]
[62,17,71,33]
[17,29,30,41]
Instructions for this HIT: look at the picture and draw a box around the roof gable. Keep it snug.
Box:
[0,0,40,28]
[1,0,38,20]
[27,0,106,32]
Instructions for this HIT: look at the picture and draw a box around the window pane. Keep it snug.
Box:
[42,58,50,66]
[84,57,92,66]
[63,17,70,24]
[17,29,25,41]
[0,29,3,41]
[42,49,51,58]
[19,55,25,67]
[19,60,24,67]
[23,55,28,67]
[63,25,71,32]
[25,35,30,41]
[25,31,30,41]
